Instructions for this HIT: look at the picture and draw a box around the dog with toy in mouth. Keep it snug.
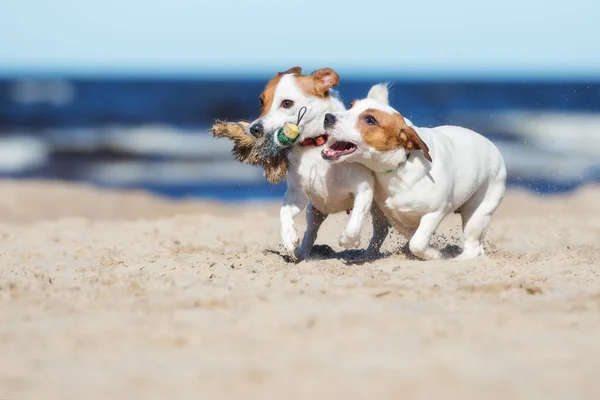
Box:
[247,67,391,261]
[321,84,507,261]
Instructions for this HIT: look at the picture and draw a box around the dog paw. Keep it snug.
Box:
[281,226,300,257]
[339,231,361,249]
[294,246,311,262]
[453,241,484,261]
[453,249,484,261]
[413,247,442,261]
[425,247,442,260]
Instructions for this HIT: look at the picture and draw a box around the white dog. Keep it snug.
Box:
[321,84,507,260]
[249,67,389,260]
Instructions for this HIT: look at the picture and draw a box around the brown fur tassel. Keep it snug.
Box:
[210,120,290,184]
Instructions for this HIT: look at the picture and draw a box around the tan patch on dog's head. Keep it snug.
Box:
[258,67,339,116]
[258,66,302,117]
[357,109,432,161]
[349,99,359,108]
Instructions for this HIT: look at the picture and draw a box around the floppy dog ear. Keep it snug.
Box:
[400,125,432,162]
[310,68,339,96]
[278,66,302,76]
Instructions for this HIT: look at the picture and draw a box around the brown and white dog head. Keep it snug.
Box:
[321,84,432,164]
[248,67,340,140]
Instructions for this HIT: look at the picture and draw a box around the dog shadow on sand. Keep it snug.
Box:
[264,242,465,265]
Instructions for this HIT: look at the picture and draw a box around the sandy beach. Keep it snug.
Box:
[0,179,599,400]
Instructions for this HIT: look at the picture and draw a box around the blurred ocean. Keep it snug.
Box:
[0,77,599,201]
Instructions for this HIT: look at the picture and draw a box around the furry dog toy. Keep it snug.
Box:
[210,107,307,184]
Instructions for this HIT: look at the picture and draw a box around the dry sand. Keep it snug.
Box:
[0,179,599,400]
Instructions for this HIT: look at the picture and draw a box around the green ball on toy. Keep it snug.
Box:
[274,106,307,147]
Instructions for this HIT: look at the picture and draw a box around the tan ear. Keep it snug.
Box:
[310,68,339,95]
[401,126,432,162]
[278,66,302,76]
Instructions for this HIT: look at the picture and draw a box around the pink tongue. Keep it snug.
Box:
[324,147,337,156]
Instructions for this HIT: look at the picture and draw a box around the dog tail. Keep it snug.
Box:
[367,83,391,104]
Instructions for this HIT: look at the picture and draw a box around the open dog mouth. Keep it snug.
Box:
[321,140,357,160]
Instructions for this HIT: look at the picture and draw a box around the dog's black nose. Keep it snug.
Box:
[250,122,264,137]
[324,113,336,128]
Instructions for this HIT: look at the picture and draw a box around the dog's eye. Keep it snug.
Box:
[364,115,378,125]
[280,99,294,109]
[259,97,265,109]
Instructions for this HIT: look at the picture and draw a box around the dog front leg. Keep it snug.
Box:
[339,181,373,249]
[295,204,327,261]
[280,184,308,259]
[408,211,447,260]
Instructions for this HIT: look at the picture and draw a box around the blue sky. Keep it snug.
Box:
[0,0,598,78]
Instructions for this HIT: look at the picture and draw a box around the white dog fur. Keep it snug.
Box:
[321,84,507,260]
[249,67,389,260]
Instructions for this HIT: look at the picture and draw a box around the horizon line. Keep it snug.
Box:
[0,67,599,83]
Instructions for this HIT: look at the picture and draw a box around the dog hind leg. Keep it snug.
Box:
[456,176,506,260]
[364,203,390,256]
